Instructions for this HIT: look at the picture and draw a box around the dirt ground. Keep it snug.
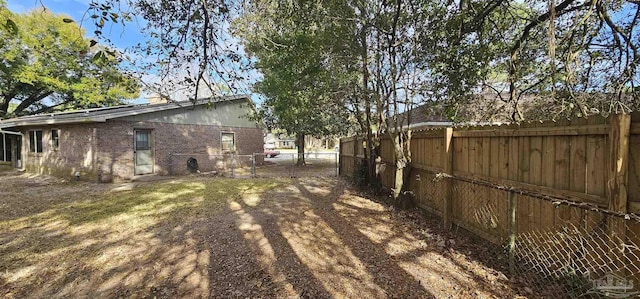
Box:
[0,170,534,298]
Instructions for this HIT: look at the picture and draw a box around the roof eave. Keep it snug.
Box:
[0,118,107,129]
[0,94,253,129]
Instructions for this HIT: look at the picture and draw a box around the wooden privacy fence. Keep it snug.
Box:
[340,114,640,297]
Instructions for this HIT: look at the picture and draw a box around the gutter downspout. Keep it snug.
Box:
[0,129,24,170]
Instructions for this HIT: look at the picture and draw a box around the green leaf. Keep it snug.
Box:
[4,19,18,34]
[92,51,104,62]
[0,8,139,119]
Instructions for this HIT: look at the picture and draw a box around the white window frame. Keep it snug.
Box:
[51,129,60,150]
[221,132,235,152]
[29,130,43,153]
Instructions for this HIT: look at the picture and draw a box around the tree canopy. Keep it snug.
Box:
[422,0,640,121]
[232,0,640,194]
[0,6,138,119]
[234,0,356,164]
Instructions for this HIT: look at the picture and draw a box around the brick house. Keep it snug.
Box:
[0,95,263,182]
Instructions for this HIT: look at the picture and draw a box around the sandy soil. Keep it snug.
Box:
[0,171,533,298]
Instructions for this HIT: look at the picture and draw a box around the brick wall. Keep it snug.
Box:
[20,124,100,180]
[95,120,264,181]
[19,120,263,182]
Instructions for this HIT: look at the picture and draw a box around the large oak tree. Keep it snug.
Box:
[0,4,138,119]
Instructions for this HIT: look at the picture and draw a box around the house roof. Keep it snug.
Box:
[395,102,452,129]
[0,95,251,129]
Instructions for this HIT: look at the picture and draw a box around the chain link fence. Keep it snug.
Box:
[511,209,640,298]
[411,170,447,216]
[168,152,338,178]
[412,169,640,298]
[256,152,338,178]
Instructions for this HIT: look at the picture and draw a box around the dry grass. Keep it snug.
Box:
[0,171,533,298]
[0,171,282,298]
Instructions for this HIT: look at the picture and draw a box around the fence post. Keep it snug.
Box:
[231,154,235,178]
[291,153,295,178]
[354,137,359,177]
[338,140,342,176]
[607,114,631,273]
[335,152,339,176]
[508,190,517,274]
[252,153,256,178]
[443,127,454,230]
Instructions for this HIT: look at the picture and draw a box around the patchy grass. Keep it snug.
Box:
[0,173,282,298]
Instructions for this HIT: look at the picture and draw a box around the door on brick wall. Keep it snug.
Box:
[134,130,153,175]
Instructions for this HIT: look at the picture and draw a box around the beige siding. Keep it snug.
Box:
[119,102,258,128]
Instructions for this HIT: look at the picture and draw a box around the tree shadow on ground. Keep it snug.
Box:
[290,178,524,298]
[0,175,283,298]
[1,172,530,298]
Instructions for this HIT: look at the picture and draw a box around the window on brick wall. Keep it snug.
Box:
[51,129,59,150]
[135,131,150,150]
[221,132,235,151]
[29,130,43,153]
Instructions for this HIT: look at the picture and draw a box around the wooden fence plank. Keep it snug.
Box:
[471,137,480,174]
[586,135,606,197]
[530,136,543,231]
[456,135,466,173]
[541,136,556,230]
[630,134,640,203]
[430,137,435,166]
[489,138,499,178]
[435,136,443,168]
[518,136,531,233]
[570,135,587,193]
[570,132,588,226]
[508,137,520,182]
[555,135,572,225]
[452,124,609,138]
[482,137,491,177]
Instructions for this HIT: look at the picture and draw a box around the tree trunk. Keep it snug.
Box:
[391,130,412,202]
[393,163,404,200]
[395,163,414,208]
[361,29,377,186]
[296,134,305,166]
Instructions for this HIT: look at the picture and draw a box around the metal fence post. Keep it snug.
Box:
[252,153,256,178]
[335,152,339,176]
[168,152,173,176]
[231,154,235,178]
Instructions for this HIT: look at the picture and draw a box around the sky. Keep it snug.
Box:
[8,0,146,50]
[7,0,152,103]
